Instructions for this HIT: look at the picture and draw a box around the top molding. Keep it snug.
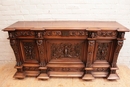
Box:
[3,21,129,32]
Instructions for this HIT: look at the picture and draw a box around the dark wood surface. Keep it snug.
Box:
[3,21,129,81]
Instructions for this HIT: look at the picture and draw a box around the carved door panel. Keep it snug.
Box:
[20,40,39,63]
[93,40,114,62]
[46,40,85,62]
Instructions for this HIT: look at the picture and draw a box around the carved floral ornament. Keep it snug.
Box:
[51,43,81,59]
[9,31,35,38]
[9,30,119,38]
[44,31,87,36]
[23,42,36,60]
[96,43,109,60]
[97,31,117,37]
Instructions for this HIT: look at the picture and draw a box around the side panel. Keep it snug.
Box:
[20,40,39,63]
[93,40,114,62]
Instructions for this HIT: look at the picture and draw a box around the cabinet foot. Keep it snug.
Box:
[107,73,119,80]
[82,74,95,80]
[37,66,49,80]
[37,73,49,80]
[13,72,25,79]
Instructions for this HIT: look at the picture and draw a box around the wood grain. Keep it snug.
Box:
[3,21,129,32]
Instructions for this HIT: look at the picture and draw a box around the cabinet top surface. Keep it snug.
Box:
[3,21,129,32]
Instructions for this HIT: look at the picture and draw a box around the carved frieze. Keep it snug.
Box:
[9,31,35,37]
[93,68,109,72]
[23,42,36,60]
[24,67,39,71]
[96,43,109,60]
[44,31,87,36]
[97,31,117,37]
[16,31,35,36]
[48,67,84,72]
[51,43,82,59]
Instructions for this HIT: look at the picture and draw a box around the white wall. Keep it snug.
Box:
[0,0,130,68]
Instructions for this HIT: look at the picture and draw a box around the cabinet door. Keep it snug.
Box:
[20,40,39,63]
[46,40,85,61]
[93,40,114,62]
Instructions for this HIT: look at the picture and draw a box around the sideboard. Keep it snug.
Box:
[3,21,129,80]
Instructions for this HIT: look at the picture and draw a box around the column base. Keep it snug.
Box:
[82,74,95,80]
[37,73,49,80]
[107,73,120,80]
[37,66,49,80]
[13,72,25,79]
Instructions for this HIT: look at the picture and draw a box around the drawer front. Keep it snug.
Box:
[9,31,36,38]
[44,30,88,39]
[97,31,117,39]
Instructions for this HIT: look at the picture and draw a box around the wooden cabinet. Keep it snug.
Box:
[3,21,129,80]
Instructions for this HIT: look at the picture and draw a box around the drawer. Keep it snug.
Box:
[44,30,88,39]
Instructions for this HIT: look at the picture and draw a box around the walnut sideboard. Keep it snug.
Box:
[3,21,129,80]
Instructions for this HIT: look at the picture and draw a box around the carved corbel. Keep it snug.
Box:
[10,40,21,66]
[10,39,25,79]
[107,40,123,80]
[112,41,123,67]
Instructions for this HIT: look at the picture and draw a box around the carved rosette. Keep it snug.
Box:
[96,43,109,60]
[97,31,117,37]
[51,43,82,59]
[44,31,87,36]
